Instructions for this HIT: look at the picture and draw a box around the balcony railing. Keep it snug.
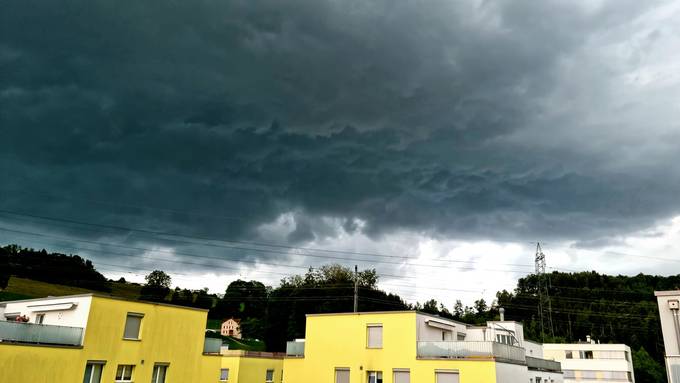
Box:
[526,356,561,372]
[203,337,222,354]
[417,341,526,363]
[286,341,305,357]
[0,321,83,346]
[667,355,680,383]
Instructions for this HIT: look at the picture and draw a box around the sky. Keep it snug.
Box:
[2,0,680,306]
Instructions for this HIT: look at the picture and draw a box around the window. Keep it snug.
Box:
[584,351,594,359]
[82,362,104,383]
[220,369,230,381]
[435,371,459,383]
[565,351,573,359]
[456,333,466,341]
[367,324,382,348]
[563,370,575,378]
[151,364,168,383]
[115,365,134,382]
[335,368,350,383]
[535,378,542,383]
[35,314,45,324]
[266,369,274,383]
[367,371,382,383]
[123,313,143,340]
[393,369,410,383]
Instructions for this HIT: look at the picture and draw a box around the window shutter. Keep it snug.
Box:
[435,371,459,383]
[124,314,142,339]
[393,371,410,383]
[335,369,350,383]
[367,325,383,348]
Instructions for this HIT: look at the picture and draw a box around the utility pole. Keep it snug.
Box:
[353,265,359,313]
[535,243,555,341]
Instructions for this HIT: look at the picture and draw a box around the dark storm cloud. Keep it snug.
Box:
[1,0,678,267]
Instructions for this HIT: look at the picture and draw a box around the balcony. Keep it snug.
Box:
[0,321,83,346]
[526,356,561,372]
[286,341,305,357]
[203,337,222,354]
[417,341,526,363]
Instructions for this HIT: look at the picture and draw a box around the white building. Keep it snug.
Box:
[543,339,634,382]
[655,290,680,382]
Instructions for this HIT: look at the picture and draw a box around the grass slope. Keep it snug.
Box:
[1,277,143,301]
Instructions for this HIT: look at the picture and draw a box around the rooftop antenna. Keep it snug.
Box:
[535,242,555,341]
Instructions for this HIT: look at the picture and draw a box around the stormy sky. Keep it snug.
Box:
[2,0,680,304]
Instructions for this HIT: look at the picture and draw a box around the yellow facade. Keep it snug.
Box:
[0,294,223,382]
[220,351,284,383]
[282,311,499,383]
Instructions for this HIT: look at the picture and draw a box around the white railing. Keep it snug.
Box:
[286,341,305,357]
[0,321,83,346]
[417,341,526,363]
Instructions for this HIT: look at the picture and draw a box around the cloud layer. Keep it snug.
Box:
[2,0,680,298]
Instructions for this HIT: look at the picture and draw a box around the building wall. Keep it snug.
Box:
[0,295,222,382]
[1,295,92,328]
[543,343,634,383]
[656,292,680,355]
[282,312,499,383]
[495,362,529,383]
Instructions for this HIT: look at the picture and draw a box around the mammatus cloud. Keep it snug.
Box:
[2,0,680,300]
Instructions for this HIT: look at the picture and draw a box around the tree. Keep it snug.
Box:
[633,347,666,383]
[145,270,171,288]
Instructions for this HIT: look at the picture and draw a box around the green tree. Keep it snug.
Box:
[145,270,171,288]
[633,347,666,383]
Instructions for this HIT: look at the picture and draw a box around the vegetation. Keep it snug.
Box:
[1,243,675,381]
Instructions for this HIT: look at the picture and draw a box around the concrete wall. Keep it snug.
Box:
[495,362,528,383]
[543,343,634,383]
[525,341,544,359]
[656,291,680,355]
[415,313,466,341]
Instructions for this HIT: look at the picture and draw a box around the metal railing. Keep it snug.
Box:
[0,321,83,346]
[417,341,526,363]
[203,337,222,354]
[286,341,305,357]
[526,356,561,372]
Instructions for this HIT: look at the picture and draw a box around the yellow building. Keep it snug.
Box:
[219,350,284,383]
[282,311,563,383]
[0,293,223,382]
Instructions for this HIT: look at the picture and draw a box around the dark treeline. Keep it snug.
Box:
[0,244,110,291]
[496,271,679,383]
[0,244,675,382]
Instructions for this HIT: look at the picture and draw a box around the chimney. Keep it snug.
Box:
[586,335,593,344]
[499,307,505,321]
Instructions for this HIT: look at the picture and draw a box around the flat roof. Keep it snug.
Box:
[0,293,209,312]
[655,290,680,297]
[305,310,471,327]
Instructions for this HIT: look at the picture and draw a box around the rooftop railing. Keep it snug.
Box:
[526,356,561,372]
[286,341,305,357]
[0,321,83,346]
[417,341,526,363]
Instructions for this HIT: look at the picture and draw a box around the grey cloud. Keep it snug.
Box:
[1,0,679,268]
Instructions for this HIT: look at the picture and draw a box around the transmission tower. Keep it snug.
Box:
[535,243,554,341]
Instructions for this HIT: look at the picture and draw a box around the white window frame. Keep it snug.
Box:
[265,369,275,382]
[393,369,410,383]
[367,371,383,383]
[335,368,350,383]
[151,364,169,383]
[83,361,105,383]
[115,364,135,383]
[35,313,45,324]
[220,368,230,381]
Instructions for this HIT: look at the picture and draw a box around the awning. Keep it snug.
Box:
[27,302,77,312]
[426,319,456,331]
